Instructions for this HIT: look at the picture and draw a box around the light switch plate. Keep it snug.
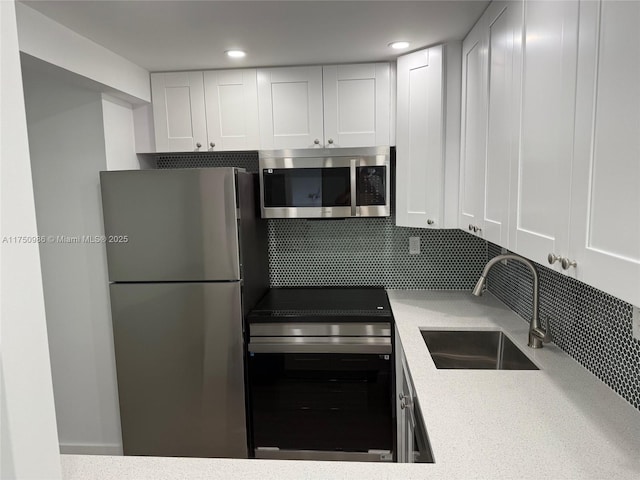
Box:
[409,237,420,255]
[633,306,640,340]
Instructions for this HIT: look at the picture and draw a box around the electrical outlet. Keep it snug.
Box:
[633,307,640,340]
[501,247,508,265]
[409,237,420,255]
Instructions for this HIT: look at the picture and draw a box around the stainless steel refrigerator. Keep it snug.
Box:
[100,167,268,458]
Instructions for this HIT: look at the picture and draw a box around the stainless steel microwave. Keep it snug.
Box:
[258,147,390,219]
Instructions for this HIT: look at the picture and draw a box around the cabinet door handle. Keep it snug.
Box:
[427,219,434,225]
[468,224,474,231]
[561,257,577,270]
[472,225,481,233]
[314,139,320,145]
[195,142,202,150]
[209,142,216,149]
[327,138,334,145]
[548,253,561,265]
[399,394,412,410]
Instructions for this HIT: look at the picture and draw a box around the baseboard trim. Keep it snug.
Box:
[60,444,123,455]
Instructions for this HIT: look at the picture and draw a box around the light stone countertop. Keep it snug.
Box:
[61,291,640,479]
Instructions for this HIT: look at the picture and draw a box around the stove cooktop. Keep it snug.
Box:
[248,287,392,320]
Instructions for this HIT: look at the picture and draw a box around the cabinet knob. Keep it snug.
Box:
[468,224,474,231]
[472,225,481,233]
[314,139,320,145]
[195,142,202,150]
[328,138,334,145]
[548,253,561,265]
[561,257,577,270]
[209,142,215,149]
[427,219,434,225]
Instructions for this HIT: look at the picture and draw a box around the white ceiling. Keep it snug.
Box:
[21,0,489,72]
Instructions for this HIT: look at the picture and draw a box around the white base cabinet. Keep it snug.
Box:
[395,328,416,463]
[395,328,433,463]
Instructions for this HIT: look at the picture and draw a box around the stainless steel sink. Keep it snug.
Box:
[421,330,539,370]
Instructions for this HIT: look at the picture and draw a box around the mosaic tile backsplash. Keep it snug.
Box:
[156,151,487,289]
[156,151,259,171]
[268,219,486,289]
[486,242,640,411]
[156,152,639,411]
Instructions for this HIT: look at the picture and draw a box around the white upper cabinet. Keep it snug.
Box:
[322,63,390,148]
[509,0,579,272]
[258,64,391,150]
[462,0,638,306]
[151,72,207,152]
[396,44,461,229]
[459,22,488,237]
[204,69,260,151]
[257,66,324,149]
[458,0,522,243]
[483,1,522,247]
[151,63,391,152]
[151,69,259,152]
[396,46,445,228]
[570,0,640,306]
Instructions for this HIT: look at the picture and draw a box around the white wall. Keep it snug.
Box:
[102,94,140,171]
[22,63,123,455]
[0,1,62,478]
[15,2,150,104]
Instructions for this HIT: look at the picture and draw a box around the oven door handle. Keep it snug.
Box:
[248,336,391,354]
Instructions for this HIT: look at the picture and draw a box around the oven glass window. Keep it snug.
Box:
[249,353,392,453]
[356,166,386,206]
[263,168,350,207]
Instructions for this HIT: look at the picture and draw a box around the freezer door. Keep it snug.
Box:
[110,282,247,458]
[100,168,240,281]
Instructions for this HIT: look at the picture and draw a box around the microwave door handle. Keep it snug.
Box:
[350,158,357,216]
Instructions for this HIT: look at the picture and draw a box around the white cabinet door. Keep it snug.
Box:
[459,23,487,237]
[396,47,444,228]
[322,63,390,148]
[204,69,260,151]
[395,328,415,463]
[151,72,207,152]
[483,1,523,246]
[257,66,324,149]
[570,0,640,306]
[509,0,579,270]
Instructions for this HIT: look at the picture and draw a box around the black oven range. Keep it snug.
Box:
[246,287,395,462]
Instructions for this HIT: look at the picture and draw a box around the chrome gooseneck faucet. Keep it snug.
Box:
[472,254,551,348]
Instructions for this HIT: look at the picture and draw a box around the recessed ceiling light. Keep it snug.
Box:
[226,50,246,58]
[389,41,410,50]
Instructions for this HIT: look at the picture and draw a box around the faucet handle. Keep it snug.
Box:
[530,317,553,346]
